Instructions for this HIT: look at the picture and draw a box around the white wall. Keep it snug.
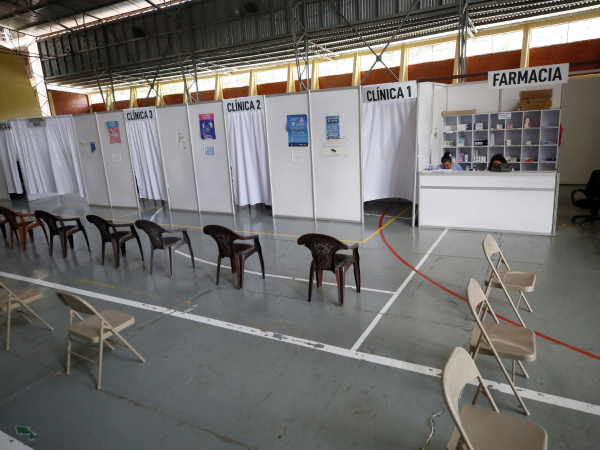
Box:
[265,92,314,219]
[72,114,110,206]
[430,83,449,171]
[447,82,500,113]
[188,101,234,214]
[559,77,600,184]
[156,104,199,211]
[95,111,138,208]
[310,87,362,222]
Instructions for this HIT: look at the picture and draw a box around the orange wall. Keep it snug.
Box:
[50,90,89,115]
[530,38,600,71]
[360,67,400,85]
[319,73,353,89]
[408,59,454,83]
[223,86,249,99]
[257,81,287,95]
[466,50,521,82]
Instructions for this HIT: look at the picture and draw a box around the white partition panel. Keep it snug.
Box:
[310,87,362,223]
[188,101,234,214]
[265,92,313,219]
[95,111,138,208]
[0,158,8,200]
[72,114,110,206]
[156,105,198,211]
[447,81,500,113]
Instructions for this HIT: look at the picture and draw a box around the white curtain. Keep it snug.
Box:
[125,111,167,201]
[362,98,417,202]
[226,109,271,206]
[46,116,85,196]
[14,119,58,195]
[0,126,23,194]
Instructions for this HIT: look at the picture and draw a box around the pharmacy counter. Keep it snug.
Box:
[418,171,559,235]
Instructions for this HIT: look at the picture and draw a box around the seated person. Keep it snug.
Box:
[435,151,463,171]
[488,154,513,172]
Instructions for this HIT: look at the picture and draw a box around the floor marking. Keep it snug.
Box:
[174,251,395,295]
[359,205,411,244]
[149,206,166,222]
[377,203,600,362]
[0,430,33,449]
[350,228,448,351]
[1,270,599,417]
[112,205,158,220]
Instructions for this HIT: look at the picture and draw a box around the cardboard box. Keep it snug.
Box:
[519,89,552,111]
[519,98,552,111]
[442,109,476,116]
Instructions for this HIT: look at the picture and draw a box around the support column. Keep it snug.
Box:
[214,74,223,100]
[520,23,532,68]
[452,36,460,84]
[86,93,94,113]
[399,44,408,81]
[48,91,56,116]
[129,87,138,108]
[311,61,319,90]
[249,69,258,96]
[351,53,361,86]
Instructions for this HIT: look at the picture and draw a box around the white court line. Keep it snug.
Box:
[0,431,33,449]
[174,250,396,295]
[350,228,449,351]
[149,206,166,222]
[1,270,600,418]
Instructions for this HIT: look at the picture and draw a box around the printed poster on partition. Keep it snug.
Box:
[326,115,340,140]
[286,114,308,147]
[199,114,216,140]
[105,121,121,144]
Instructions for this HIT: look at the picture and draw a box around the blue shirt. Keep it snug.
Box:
[435,163,463,171]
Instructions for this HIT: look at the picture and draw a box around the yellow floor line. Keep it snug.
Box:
[58,204,412,244]
[112,206,158,220]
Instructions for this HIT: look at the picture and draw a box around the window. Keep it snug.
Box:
[137,86,156,99]
[408,43,454,65]
[531,17,600,48]
[161,82,184,95]
[361,50,401,71]
[319,58,354,77]
[222,72,250,89]
[466,31,523,57]
[256,68,288,84]
[114,90,130,101]
[188,77,215,92]
[90,93,105,104]
[292,63,313,80]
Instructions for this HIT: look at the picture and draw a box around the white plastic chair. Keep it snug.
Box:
[442,347,548,450]
[56,291,145,389]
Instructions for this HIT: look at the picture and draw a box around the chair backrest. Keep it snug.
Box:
[466,278,487,319]
[297,233,348,271]
[482,234,500,260]
[203,225,241,257]
[585,170,600,198]
[86,215,113,242]
[35,210,60,234]
[135,220,166,249]
[0,206,19,229]
[441,347,482,450]
[56,290,99,316]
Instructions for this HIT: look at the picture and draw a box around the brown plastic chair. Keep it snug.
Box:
[203,225,265,289]
[135,220,194,277]
[0,206,49,251]
[0,282,53,351]
[34,210,90,258]
[442,347,548,450]
[466,279,536,416]
[297,233,360,306]
[482,235,536,326]
[86,215,144,268]
[56,291,145,390]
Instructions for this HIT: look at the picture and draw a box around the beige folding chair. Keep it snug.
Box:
[466,279,536,415]
[56,291,145,389]
[482,235,536,327]
[442,347,548,450]
[0,282,53,351]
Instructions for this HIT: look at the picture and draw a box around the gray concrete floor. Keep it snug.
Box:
[0,187,599,449]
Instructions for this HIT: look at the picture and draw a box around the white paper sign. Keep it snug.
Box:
[223,95,264,114]
[498,112,512,119]
[26,118,46,127]
[322,138,346,157]
[124,107,156,121]
[0,121,11,130]
[112,153,122,162]
[488,64,569,89]
[177,133,188,152]
[361,81,417,103]
[78,141,91,156]
[291,150,305,163]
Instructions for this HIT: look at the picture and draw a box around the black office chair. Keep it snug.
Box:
[571,170,600,226]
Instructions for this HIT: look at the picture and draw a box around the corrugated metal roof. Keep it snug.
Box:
[25,0,600,89]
